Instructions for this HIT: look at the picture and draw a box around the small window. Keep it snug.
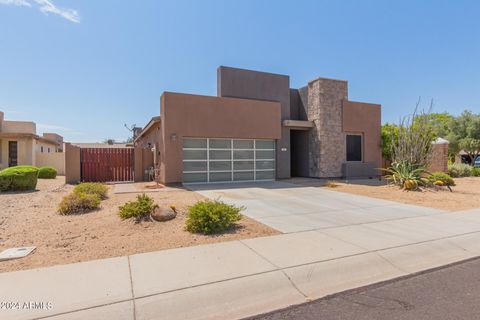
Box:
[346,135,362,162]
[41,146,44,153]
[48,147,50,153]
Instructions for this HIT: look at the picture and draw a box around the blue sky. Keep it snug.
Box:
[1,0,480,142]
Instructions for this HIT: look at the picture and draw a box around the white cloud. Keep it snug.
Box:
[37,123,85,135]
[0,0,80,23]
[0,0,31,6]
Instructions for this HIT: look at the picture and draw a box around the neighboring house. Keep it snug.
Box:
[134,66,381,184]
[0,111,64,171]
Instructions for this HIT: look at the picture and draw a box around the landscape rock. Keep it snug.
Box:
[151,207,177,222]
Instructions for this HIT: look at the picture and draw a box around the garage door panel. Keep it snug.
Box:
[183,138,207,148]
[183,138,275,183]
[209,139,231,149]
[210,161,232,171]
[256,150,275,160]
[234,172,254,181]
[183,161,207,171]
[209,150,231,160]
[183,149,207,160]
[210,172,232,182]
[256,171,275,180]
[183,172,208,183]
[233,140,254,149]
[256,140,275,149]
[256,160,275,170]
[233,150,254,159]
[234,161,254,170]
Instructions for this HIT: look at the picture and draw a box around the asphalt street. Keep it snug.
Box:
[247,257,480,320]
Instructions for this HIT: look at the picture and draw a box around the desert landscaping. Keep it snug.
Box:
[0,177,278,273]
[321,177,480,212]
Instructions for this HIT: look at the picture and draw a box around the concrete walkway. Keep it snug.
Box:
[3,182,480,319]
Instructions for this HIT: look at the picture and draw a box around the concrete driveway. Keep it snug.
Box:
[189,181,445,233]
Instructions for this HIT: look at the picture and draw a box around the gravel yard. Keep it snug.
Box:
[0,177,278,273]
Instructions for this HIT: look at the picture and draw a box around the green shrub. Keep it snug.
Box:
[472,167,480,177]
[58,192,101,215]
[74,182,108,200]
[428,172,455,186]
[0,165,39,192]
[448,163,473,178]
[38,166,57,179]
[186,199,243,235]
[118,194,158,221]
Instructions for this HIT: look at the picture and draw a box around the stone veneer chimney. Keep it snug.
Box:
[306,78,348,178]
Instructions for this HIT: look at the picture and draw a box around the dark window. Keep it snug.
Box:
[346,135,362,161]
[41,146,44,153]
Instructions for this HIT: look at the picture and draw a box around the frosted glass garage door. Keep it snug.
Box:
[183,138,275,183]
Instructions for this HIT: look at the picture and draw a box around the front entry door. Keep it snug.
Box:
[8,141,18,167]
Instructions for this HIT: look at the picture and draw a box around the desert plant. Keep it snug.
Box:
[38,166,57,179]
[186,199,243,235]
[390,101,435,169]
[0,165,39,192]
[73,182,108,200]
[428,172,455,191]
[383,161,427,191]
[448,163,473,178]
[472,167,480,177]
[58,192,101,215]
[325,180,339,188]
[118,194,159,221]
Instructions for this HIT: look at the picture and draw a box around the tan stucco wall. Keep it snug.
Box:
[35,140,58,153]
[160,92,282,184]
[0,137,36,169]
[36,152,65,175]
[1,121,36,134]
[342,100,382,168]
[64,143,81,184]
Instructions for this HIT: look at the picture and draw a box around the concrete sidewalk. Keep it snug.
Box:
[3,208,480,320]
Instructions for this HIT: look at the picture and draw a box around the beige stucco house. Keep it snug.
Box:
[0,111,64,172]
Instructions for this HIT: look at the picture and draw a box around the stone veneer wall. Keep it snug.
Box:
[428,142,449,173]
[306,78,348,177]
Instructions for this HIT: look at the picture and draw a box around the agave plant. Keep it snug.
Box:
[382,161,428,191]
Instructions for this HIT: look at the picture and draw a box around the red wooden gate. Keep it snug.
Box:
[80,148,134,182]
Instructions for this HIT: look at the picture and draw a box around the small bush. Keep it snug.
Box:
[118,194,158,221]
[448,163,472,178]
[186,199,243,235]
[38,166,57,179]
[0,166,39,192]
[428,172,455,186]
[472,167,480,177]
[74,182,108,200]
[58,192,101,215]
[325,180,339,188]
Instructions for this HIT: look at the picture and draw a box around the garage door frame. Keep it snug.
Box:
[183,138,276,184]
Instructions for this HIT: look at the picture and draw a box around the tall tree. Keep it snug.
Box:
[446,110,480,164]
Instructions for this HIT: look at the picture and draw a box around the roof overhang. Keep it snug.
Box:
[134,116,161,142]
[0,132,60,146]
[282,120,314,130]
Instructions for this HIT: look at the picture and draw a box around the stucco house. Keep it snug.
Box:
[0,111,64,171]
[134,66,381,184]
